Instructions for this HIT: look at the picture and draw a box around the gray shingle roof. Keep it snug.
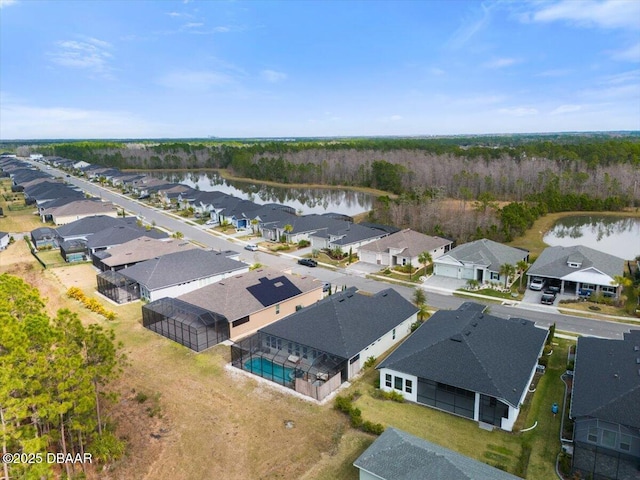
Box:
[378,302,547,407]
[177,267,320,322]
[359,228,451,257]
[56,216,137,239]
[260,287,418,359]
[118,249,247,291]
[354,427,523,480]
[86,224,167,250]
[527,245,625,280]
[440,239,528,271]
[571,330,640,428]
[314,221,386,246]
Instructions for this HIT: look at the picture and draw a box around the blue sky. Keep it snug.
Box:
[1,0,639,139]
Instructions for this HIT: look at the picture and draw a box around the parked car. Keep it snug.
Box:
[541,289,557,305]
[529,277,545,291]
[298,258,317,267]
[322,282,331,293]
[244,244,258,251]
[205,219,216,225]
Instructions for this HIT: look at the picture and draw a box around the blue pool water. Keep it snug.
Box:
[245,357,294,384]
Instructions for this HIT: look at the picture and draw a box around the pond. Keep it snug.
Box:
[543,215,640,260]
[136,171,375,216]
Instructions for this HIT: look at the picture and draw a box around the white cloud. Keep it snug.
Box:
[447,2,496,49]
[498,107,538,116]
[0,0,17,8]
[429,67,446,76]
[611,42,640,62]
[157,70,233,90]
[0,100,160,140]
[550,104,582,115]
[183,22,204,29]
[530,0,640,29]
[483,57,519,68]
[261,69,287,83]
[49,37,113,76]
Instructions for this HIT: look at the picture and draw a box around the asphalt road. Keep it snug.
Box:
[33,161,636,340]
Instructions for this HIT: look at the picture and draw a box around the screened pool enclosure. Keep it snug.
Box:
[96,270,140,304]
[142,298,229,352]
[231,332,348,401]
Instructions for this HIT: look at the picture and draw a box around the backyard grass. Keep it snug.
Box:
[0,182,43,232]
[35,249,67,266]
[323,340,572,479]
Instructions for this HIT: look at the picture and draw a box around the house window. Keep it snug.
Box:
[385,374,392,388]
[588,426,598,443]
[620,434,631,451]
[602,430,617,448]
[275,304,280,314]
[490,272,500,280]
[405,379,412,394]
[392,328,396,340]
[394,376,403,390]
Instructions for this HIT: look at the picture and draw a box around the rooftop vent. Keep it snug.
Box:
[450,335,463,342]
[471,322,478,327]
[635,346,639,352]
[464,331,471,336]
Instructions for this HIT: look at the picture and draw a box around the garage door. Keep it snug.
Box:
[435,264,458,278]
[461,268,474,280]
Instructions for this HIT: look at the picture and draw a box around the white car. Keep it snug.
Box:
[205,219,216,226]
[244,244,258,251]
[529,277,545,291]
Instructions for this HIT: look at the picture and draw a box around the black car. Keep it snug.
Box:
[298,258,317,267]
[541,289,557,305]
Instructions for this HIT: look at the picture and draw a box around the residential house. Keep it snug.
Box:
[96,248,249,304]
[87,223,167,259]
[378,302,548,431]
[432,238,529,285]
[0,232,9,250]
[56,216,136,244]
[41,199,119,225]
[570,330,640,480]
[143,267,323,351]
[309,221,388,255]
[353,427,523,480]
[30,227,58,249]
[94,236,197,271]
[232,287,418,401]
[358,228,453,267]
[527,245,625,298]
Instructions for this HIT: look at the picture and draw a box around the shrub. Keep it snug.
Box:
[90,431,126,463]
[382,390,405,403]
[298,239,310,248]
[135,392,149,403]
[543,344,552,355]
[566,360,575,371]
[363,356,376,369]
[538,356,549,368]
[334,395,353,414]
[361,421,385,435]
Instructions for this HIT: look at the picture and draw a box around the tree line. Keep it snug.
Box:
[13,136,639,242]
[0,274,126,479]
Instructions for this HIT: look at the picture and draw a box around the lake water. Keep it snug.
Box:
[543,215,640,260]
[137,171,375,216]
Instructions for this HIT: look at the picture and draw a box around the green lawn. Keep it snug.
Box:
[326,339,573,479]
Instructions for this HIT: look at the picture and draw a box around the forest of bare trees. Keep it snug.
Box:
[13,136,639,242]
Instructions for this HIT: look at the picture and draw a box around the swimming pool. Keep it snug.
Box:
[245,357,294,384]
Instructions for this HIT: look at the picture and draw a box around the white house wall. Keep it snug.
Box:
[353,314,415,379]
[379,368,418,403]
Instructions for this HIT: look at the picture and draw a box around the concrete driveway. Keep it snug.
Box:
[423,275,467,293]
